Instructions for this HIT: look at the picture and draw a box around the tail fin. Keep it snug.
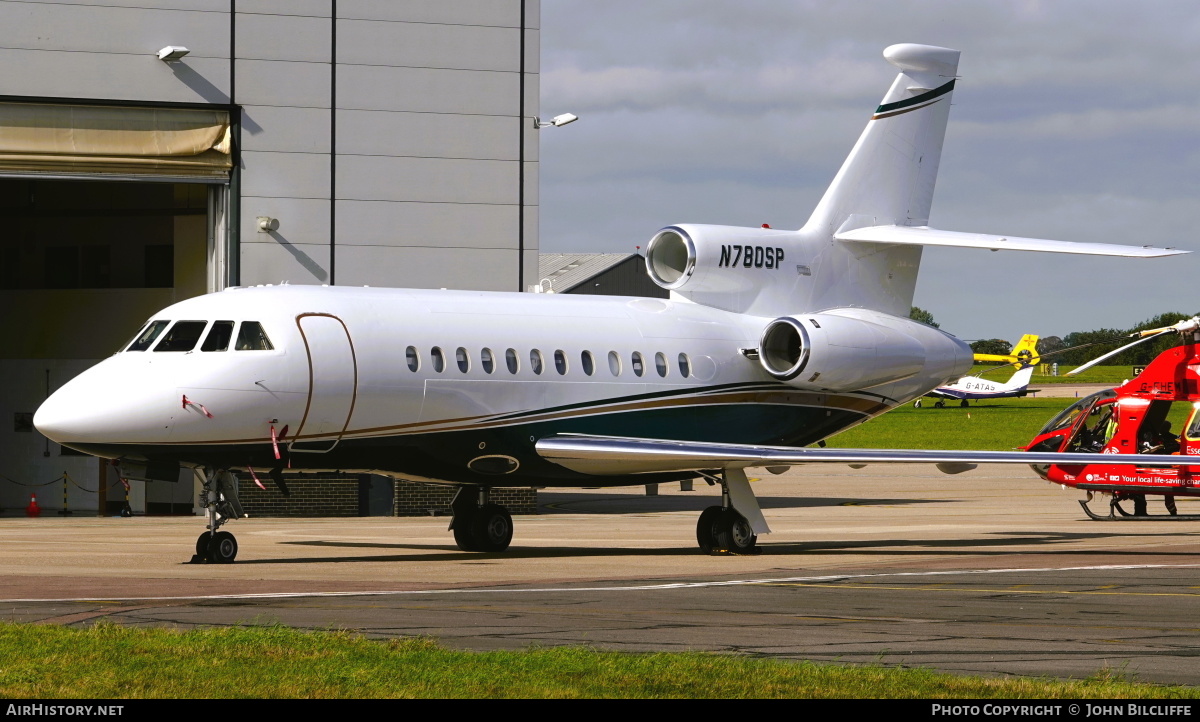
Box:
[805,44,960,234]
[800,44,959,315]
[1005,364,1036,390]
[1012,334,1040,365]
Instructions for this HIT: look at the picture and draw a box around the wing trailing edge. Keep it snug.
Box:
[536,434,1198,476]
[834,224,1187,258]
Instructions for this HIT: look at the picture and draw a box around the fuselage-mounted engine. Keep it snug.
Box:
[756,311,966,393]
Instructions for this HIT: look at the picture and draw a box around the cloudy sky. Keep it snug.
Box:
[538,1,1200,342]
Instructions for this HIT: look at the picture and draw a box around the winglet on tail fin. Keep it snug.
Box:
[805,44,960,235]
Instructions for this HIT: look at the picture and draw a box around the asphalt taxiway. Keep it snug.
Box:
[4,465,1200,685]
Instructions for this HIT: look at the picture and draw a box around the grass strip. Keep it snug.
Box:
[969,364,1135,385]
[1,623,1195,699]
[825,398,1075,451]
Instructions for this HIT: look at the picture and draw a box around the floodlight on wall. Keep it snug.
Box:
[534,113,578,129]
[157,46,190,62]
[257,217,280,233]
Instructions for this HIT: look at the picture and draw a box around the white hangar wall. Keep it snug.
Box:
[0,0,539,514]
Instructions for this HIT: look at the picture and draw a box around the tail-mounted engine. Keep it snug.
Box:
[645,224,799,301]
[757,311,961,392]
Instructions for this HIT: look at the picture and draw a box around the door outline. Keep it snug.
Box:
[289,313,358,453]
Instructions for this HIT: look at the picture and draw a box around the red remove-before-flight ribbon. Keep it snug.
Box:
[181,395,214,418]
[246,464,267,491]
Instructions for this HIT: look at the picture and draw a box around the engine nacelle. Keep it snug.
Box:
[758,311,935,392]
[645,224,799,296]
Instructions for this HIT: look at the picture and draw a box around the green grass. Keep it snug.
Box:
[1,623,1195,699]
[824,395,1195,451]
[825,398,1074,450]
[969,364,1139,385]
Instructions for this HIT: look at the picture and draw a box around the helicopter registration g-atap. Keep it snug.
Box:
[34,44,1191,563]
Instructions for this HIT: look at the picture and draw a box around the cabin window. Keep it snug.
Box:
[631,351,645,377]
[505,348,519,374]
[431,346,445,373]
[554,350,568,375]
[406,346,420,372]
[235,322,274,351]
[608,350,621,376]
[154,321,208,352]
[530,349,544,375]
[456,347,470,373]
[655,352,668,378]
[581,350,595,376]
[678,353,691,378]
[201,321,235,352]
[481,348,495,374]
[126,320,170,352]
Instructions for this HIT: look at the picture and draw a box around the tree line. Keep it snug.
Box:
[910,307,1197,367]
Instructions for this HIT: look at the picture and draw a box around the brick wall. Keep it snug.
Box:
[236,473,537,518]
[237,473,360,518]
[393,483,537,517]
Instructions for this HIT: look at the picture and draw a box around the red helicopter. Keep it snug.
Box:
[1024,317,1200,519]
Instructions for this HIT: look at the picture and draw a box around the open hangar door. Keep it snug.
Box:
[0,102,232,516]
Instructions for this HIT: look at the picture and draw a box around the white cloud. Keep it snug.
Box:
[539,0,1200,340]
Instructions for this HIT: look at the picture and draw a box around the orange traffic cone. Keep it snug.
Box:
[25,493,41,518]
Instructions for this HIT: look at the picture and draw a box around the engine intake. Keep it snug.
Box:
[759,317,810,380]
[645,228,695,289]
[757,312,931,392]
[645,224,796,298]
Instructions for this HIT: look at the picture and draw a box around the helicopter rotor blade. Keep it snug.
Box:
[1065,317,1200,377]
[971,336,1127,376]
[1065,329,1174,376]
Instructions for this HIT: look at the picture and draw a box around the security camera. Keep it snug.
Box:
[157,46,190,62]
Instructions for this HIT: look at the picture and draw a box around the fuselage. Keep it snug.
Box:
[34,285,971,486]
[927,365,1034,402]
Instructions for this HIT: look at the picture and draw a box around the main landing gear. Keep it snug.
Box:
[695,468,770,555]
[191,468,244,563]
[450,486,513,552]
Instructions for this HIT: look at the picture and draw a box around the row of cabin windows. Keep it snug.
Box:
[406,346,692,379]
[124,320,274,353]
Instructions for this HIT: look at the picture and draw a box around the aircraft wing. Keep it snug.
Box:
[536,434,1197,476]
[834,225,1187,257]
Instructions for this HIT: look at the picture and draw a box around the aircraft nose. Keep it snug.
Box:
[34,372,117,446]
[34,359,175,448]
[32,389,73,445]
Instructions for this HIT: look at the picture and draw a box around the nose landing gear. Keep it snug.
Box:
[191,468,244,563]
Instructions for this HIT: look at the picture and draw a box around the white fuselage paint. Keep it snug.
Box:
[34,284,972,484]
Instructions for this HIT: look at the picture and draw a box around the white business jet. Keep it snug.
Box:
[34,44,1187,562]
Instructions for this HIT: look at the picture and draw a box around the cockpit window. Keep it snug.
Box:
[154,321,208,352]
[201,321,235,352]
[1185,404,1200,441]
[126,320,169,352]
[235,321,274,351]
[1037,389,1117,436]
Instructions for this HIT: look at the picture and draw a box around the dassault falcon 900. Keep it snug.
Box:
[34,44,1189,562]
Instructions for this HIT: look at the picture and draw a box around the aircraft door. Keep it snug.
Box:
[290,314,357,453]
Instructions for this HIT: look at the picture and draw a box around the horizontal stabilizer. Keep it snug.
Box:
[834,224,1186,257]
[537,434,1197,476]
